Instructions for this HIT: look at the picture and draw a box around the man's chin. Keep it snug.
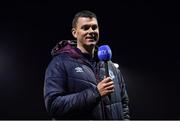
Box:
[88,41,97,45]
[87,43,96,47]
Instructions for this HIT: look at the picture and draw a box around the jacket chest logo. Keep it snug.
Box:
[75,67,84,72]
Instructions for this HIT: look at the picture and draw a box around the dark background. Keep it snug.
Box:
[0,0,179,119]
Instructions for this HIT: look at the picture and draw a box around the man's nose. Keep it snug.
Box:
[88,27,94,33]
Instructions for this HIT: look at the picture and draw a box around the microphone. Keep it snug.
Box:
[98,45,113,116]
[98,45,112,101]
[98,45,112,77]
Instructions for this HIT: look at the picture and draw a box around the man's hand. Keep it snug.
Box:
[97,76,114,97]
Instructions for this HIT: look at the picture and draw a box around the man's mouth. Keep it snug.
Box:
[86,36,96,41]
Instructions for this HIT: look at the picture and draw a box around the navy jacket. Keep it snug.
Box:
[44,40,130,120]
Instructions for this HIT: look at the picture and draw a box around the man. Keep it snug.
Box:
[44,10,130,120]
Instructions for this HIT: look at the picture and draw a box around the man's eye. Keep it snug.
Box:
[83,26,90,30]
[82,25,98,31]
[92,25,98,30]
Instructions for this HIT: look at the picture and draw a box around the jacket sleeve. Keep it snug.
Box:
[44,56,101,117]
[117,68,130,120]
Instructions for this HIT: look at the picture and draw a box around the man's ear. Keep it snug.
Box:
[72,28,77,38]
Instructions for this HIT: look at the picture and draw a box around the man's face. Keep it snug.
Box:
[72,17,99,48]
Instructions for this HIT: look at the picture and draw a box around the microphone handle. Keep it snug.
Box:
[105,61,111,101]
[105,61,109,77]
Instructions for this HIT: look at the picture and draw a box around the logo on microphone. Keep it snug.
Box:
[98,45,112,61]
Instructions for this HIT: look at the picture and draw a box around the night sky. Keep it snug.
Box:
[0,0,180,119]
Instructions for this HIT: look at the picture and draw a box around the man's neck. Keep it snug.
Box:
[77,45,95,58]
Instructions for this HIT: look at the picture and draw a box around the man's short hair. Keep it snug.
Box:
[72,10,97,28]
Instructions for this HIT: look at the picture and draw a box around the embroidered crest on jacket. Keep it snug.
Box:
[75,67,83,72]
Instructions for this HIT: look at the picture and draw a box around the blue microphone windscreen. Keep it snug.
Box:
[98,45,112,61]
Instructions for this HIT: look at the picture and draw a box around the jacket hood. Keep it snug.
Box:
[51,40,99,60]
[51,40,81,59]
